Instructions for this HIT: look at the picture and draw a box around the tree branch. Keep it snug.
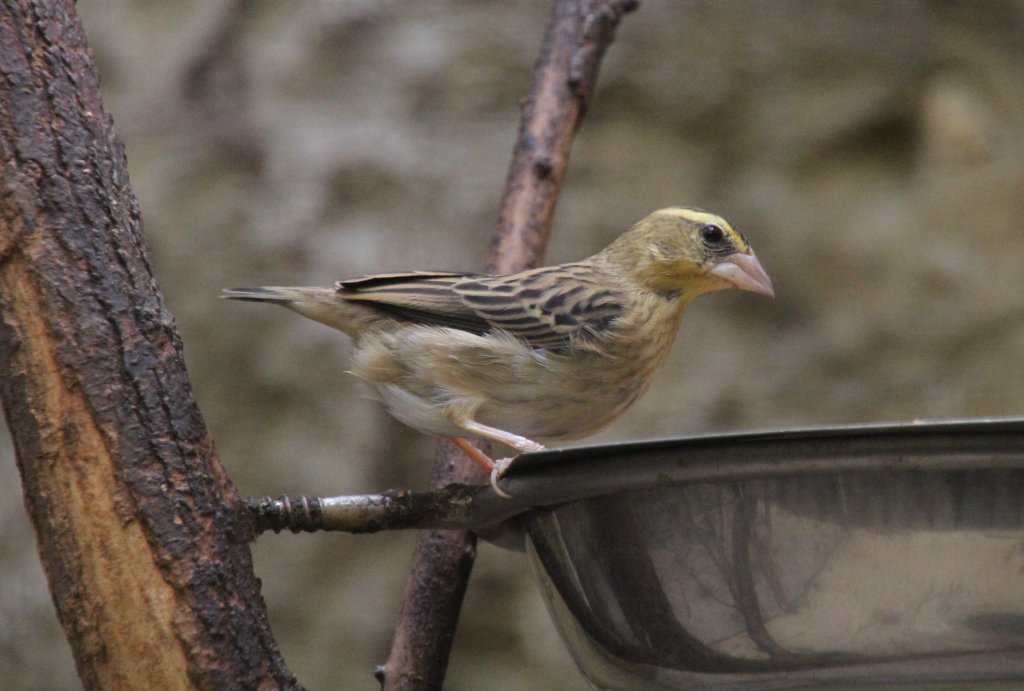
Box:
[248,486,487,535]
[378,2,637,689]
[488,0,638,274]
[0,2,297,688]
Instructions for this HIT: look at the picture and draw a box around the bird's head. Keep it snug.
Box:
[604,207,774,300]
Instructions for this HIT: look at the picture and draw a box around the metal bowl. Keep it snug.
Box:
[496,419,1024,689]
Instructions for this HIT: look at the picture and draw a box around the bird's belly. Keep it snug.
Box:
[367,382,467,438]
[475,369,651,442]
[351,325,668,444]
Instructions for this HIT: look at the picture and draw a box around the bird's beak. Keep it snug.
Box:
[709,250,775,297]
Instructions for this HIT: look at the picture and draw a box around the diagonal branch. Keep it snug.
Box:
[489,0,639,275]
[379,2,637,689]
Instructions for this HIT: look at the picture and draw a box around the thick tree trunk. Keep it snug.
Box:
[0,2,296,689]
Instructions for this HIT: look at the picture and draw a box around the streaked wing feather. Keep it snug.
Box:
[459,265,626,348]
[336,265,625,349]
[336,271,476,290]
[338,272,492,334]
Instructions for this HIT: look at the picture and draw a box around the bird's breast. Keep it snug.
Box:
[476,297,689,441]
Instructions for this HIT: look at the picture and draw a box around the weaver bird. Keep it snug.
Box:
[223,207,773,496]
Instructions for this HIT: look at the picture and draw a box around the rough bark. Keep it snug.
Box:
[379,1,637,689]
[0,2,296,688]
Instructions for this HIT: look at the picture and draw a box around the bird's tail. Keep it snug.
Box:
[221,286,325,305]
[221,286,362,337]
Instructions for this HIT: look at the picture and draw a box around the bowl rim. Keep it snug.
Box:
[469,416,1024,530]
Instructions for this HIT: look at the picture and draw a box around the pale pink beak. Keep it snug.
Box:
[709,250,775,297]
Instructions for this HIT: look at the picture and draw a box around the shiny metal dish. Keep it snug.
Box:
[497,419,1024,689]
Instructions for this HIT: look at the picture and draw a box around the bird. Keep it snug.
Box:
[222,207,773,497]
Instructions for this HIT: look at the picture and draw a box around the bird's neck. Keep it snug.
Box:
[596,245,713,301]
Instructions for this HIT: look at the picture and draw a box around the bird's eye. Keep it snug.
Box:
[699,224,726,245]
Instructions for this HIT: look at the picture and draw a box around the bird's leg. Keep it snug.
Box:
[456,419,545,454]
[450,437,497,473]
[450,438,514,499]
[447,419,545,499]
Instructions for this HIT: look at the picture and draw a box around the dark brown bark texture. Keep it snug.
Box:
[379,439,486,690]
[380,1,637,689]
[0,2,296,689]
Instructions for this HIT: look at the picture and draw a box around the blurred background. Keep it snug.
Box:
[2,1,1023,688]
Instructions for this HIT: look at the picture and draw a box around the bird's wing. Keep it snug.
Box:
[336,265,626,349]
[337,271,493,334]
[456,264,627,348]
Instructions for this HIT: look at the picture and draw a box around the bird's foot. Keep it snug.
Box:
[489,458,515,500]
[450,437,542,499]
[491,441,545,498]
[518,439,545,454]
